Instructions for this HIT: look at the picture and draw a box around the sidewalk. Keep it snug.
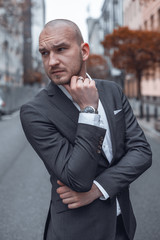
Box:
[129,99,160,138]
[137,117,160,138]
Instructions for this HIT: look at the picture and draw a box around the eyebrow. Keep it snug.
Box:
[39,42,70,52]
[39,47,46,52]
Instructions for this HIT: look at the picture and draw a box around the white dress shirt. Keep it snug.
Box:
[58,74,121,215]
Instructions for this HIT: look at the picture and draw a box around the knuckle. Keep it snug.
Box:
[74,196,78,202]
[76,84,81,89]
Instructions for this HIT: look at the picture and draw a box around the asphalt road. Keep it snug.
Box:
[131,124,160,240]
[0,112,159,240]
[0,112,50,240]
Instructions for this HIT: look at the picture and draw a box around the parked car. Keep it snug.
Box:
[0,96,5,120]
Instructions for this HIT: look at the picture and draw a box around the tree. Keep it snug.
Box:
[0,0,35,84]
[132,0,156,4]
[101,27,160,100]
[0,0,25,34]
[22,0,33,85]
[86,54,108,80]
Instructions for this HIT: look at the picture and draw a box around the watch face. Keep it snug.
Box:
[83,106,95,113]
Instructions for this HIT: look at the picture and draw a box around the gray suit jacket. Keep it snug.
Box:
[20,79,152,240]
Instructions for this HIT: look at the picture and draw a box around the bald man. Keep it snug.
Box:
[20,19,152,240]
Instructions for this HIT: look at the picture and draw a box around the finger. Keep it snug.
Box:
[70,75,78,89]
[77,76,84,81]
[76,76,84,87]
[59,191,73,199]
[83,78,90,87]
[62,197,76,205]
[89,80,98,93]
[89,79,96,87]
[57,180,65,186]
[56,186,70,194]
[68,202,82,209]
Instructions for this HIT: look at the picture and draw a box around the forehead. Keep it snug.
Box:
[39,25,76,47]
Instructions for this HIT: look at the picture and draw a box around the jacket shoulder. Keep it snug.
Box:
[95,79,123,96]
[21,88,48,109]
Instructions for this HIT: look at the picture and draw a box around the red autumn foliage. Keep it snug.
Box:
[86,54,108,80]
[101,27,160,99]
[132,0,156,4]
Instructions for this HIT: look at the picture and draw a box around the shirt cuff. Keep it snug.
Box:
[78,113,101,127]
[93,180,109,200]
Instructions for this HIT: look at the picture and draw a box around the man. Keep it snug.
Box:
[20,19,152,240]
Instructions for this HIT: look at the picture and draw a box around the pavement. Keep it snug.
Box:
[129,98,160,138]
[137,117,160,139]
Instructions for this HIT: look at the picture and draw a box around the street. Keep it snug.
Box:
[0,112,160,240]
[0,113,50,240]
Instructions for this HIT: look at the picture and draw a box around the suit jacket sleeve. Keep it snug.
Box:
[95,83,152,199]
[20,103,106,192]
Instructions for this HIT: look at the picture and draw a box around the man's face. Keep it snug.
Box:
[39,25,84,85]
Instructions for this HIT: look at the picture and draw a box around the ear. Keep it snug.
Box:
[81,43,90,61]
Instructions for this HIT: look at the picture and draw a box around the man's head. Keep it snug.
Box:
[39,19,90,85]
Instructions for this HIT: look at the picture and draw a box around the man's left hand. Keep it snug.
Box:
[56,180,102,209]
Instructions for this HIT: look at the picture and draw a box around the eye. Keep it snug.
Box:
[41,51,48,56]
[57,47,66,52]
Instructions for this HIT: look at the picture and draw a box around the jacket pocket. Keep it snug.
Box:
[114,110,124,121]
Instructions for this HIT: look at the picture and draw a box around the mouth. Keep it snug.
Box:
[50,70,65,75]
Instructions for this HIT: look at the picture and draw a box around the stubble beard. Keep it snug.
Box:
[48,52,84,85]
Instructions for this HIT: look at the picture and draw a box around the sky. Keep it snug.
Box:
[45,0,104,42]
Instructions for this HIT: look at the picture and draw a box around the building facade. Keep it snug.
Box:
[87,17,104,54]
[87,0,123,55]
[86,0,123,84]
[0,0,45,86]
[141,0,160,98]
[101,0,123,35]
[123,0,160,100]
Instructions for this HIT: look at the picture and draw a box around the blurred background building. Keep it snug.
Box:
[87,0,123,87]
[0,0,45,114]
[123,0,160,102]
[87,0,160,107]
[0,0,45,87]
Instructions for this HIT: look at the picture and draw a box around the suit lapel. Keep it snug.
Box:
[46,82,79,142]
[47,81,79,123]
[96,82,116,160]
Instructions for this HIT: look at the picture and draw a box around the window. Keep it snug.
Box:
[144,20,148,30]
[150,15,154,30]
[158,9,160,31]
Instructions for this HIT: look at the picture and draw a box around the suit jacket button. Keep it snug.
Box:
[100,136,104,141]
[97,149,101,154]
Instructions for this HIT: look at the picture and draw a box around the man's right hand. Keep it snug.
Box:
[63,76,99,110]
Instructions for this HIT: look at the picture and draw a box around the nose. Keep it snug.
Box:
[48,52,59,67]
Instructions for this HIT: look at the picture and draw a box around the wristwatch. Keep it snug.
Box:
[80,106,98,114]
